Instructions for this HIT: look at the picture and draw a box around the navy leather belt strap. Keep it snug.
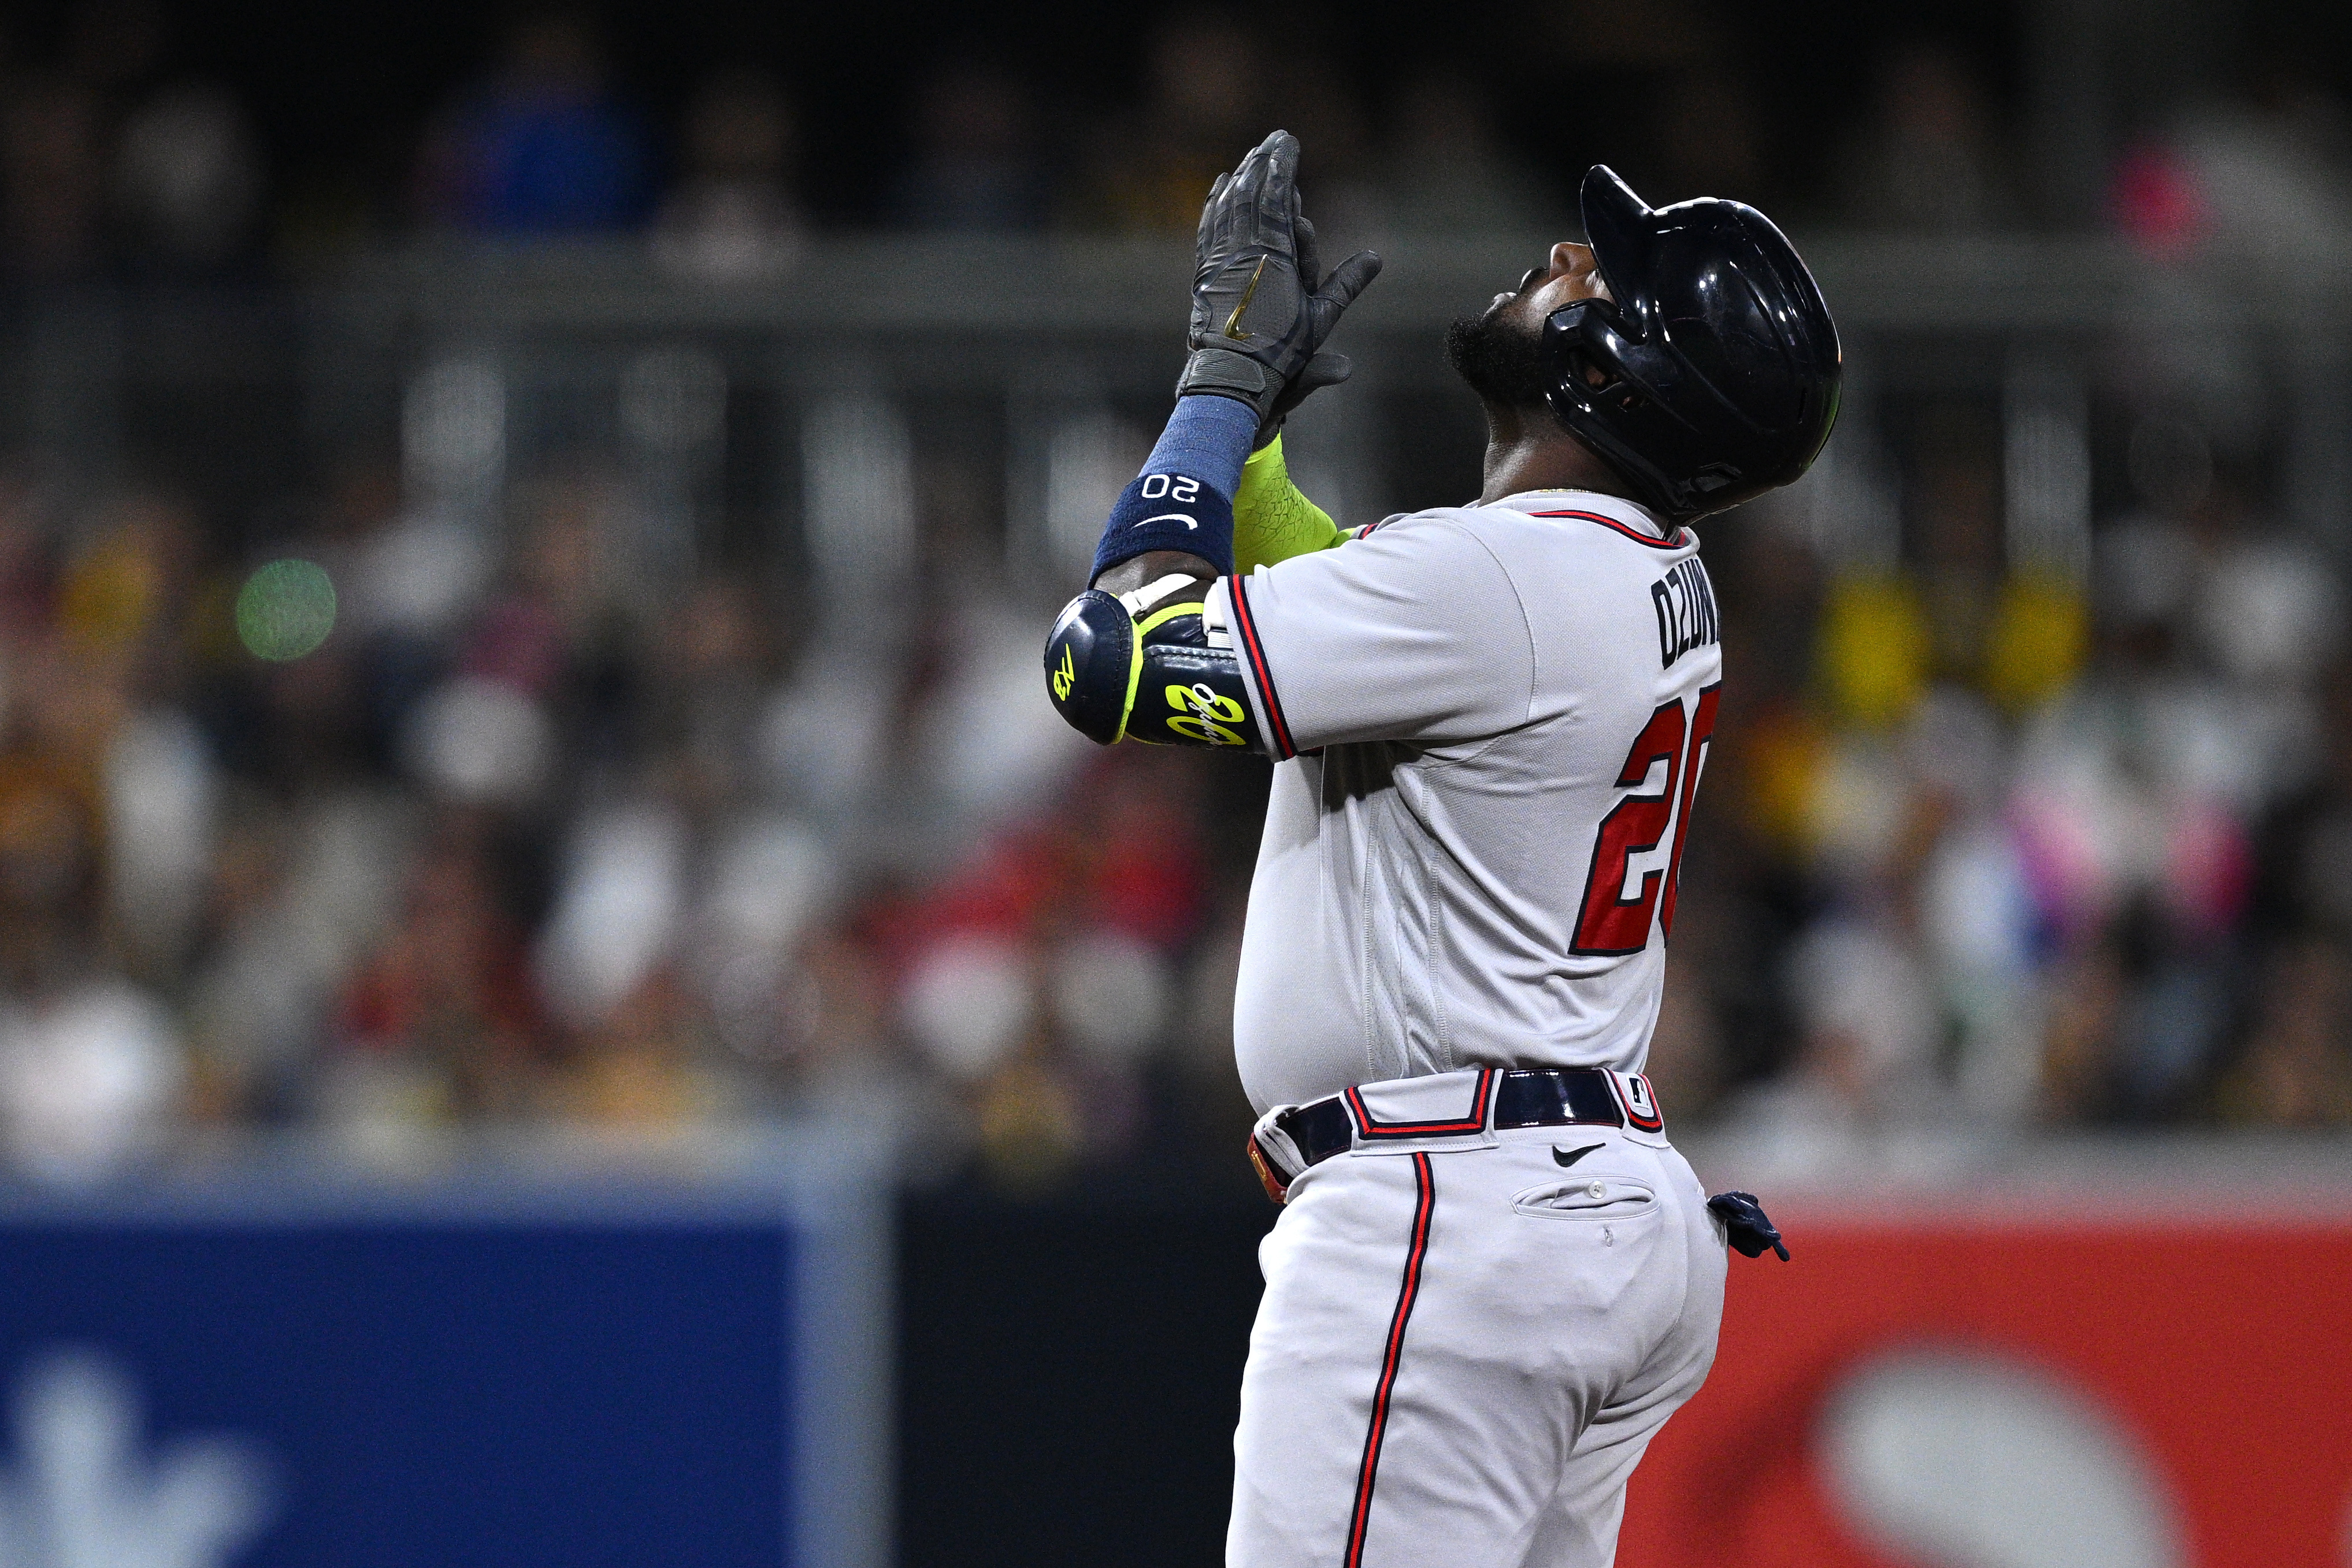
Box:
[1275,1067,1634,1173]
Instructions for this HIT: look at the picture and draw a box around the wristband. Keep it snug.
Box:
[1089,393,1257,582]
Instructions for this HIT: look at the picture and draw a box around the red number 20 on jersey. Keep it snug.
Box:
[1571,683,1721,956]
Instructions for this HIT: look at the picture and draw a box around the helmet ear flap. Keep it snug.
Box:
[1545,301,1648,414]
[1544,301,1612,399]
[1576,354,1642,411]
[1542,295,1715,514]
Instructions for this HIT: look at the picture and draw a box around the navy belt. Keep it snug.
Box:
[1275,1067,1635,1173]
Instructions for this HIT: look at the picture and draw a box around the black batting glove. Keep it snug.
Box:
[1176,131,1381,431]
[1708,1190,1790,1261]
[1252,215,1356,446]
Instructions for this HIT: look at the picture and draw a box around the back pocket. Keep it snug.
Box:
[1512,1175,1659,1222]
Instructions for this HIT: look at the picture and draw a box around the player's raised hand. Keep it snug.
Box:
[1176,130,1381,433]
[1257,211,1377,444]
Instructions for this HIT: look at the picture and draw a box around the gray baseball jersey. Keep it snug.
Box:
[1205,489,1723,1116]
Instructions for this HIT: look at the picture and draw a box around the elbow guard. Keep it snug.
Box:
[1044,588,1264,752]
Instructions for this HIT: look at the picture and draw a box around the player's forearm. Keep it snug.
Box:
[1085,393,1256,586]
[1094,549,1216,597]
[1103,437,1341,590]
[1047,394,1267,753]
[1233,433,1344,573]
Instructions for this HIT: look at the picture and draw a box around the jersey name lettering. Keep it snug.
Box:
[1649,559,1718,671]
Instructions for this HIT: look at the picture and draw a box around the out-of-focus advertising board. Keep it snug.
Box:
[1621,1198,2352,1568]
[0,1153,888,1568]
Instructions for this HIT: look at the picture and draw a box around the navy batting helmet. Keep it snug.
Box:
[1542,166,1841,521]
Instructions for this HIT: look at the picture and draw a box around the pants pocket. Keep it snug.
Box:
[1510,1175,1660,1222]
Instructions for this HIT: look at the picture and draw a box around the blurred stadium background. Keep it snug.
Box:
[0,0,2343,1564]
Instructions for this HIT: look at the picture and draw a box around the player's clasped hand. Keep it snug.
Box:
[1708,1191,1791,1261]
[1176,129,1381,437]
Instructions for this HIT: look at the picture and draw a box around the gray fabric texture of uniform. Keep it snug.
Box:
[1210,491,1721,1116]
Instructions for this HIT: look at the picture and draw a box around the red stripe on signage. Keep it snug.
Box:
[1345,1151,1435,1568]
[1527,509,1689,549]
[1226,578,1297,760]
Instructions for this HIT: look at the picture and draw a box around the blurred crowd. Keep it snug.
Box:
[3,407,2349,1190]
[0,5,1577,278]
[1667,413,2352,1164]
[0,2,2341,276]
[0,443,1294,1186]
[0,3,2344,1188]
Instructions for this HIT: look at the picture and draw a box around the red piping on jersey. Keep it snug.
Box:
[1345,1151,1435,1568]
[1527,509,1690,549]
[1344,1069,1496,1139]
[1225,576,1299,760]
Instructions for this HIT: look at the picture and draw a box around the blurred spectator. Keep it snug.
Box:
[771,931,903,1117]
[1737,917,1940,1144]
[418,475,639,803]
[183,793,407,1128]
[890,61,1048,232]
[653,68,802,280]
[414,13,650,236]
[1070,12,1265,233]
[1527,0,1720,71]
[105,705,213,973]
[648,577,776,815]
[2114,57,2352,257]
[1909,440,2006,685]
[1641,949,1728,1118]
[109,81,262,269]
[332,815,546,1132]
[2217,938,2352,1127]
[1384,73,1559,233]
[1274,58,1386,243]
[0,974,181,1183]
[536,802,684,1036]
[0,758,102,999]
[554,964,744,1142]
[0,606,191,1181]
[1650,66,1768,201]
[2,75,108,274]
[691,811,834,1053]
[1835,41,2018,233]
[20,0,265,272]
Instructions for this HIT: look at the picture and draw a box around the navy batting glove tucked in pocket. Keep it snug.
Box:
[1707,1190,1790,1260]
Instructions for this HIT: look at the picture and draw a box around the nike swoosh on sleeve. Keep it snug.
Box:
[1132,512,1199,529]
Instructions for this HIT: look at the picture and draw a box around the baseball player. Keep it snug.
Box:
[1044,131,1835,1567]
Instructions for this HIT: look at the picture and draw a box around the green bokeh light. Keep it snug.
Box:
[235,558,337,662]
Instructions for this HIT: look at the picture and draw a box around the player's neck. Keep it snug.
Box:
[1477,403,1636,507]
